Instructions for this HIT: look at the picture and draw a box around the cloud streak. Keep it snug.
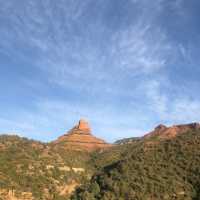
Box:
[0,0,199,142]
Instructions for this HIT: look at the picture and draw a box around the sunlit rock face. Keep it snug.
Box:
[144,122,200,139]
[76,119,91,133]
[67,119,92,135]
[52,119,112,151]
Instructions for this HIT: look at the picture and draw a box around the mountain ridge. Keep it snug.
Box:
[72,124,200,200]
[1,121,200,199]
[144,122,200,139]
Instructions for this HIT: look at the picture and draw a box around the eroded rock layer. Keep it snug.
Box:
[53,119,112,151]
[144,122,200,139]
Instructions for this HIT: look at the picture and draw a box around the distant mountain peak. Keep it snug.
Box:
[52,119,112,151]
[154,124,167,131]
[68,119,91,135]
[78,119,91,131]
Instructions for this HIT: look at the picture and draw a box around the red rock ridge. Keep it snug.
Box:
[144,122,200,139]
[52,119,112,151]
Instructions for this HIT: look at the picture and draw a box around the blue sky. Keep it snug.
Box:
[0,0,200,142]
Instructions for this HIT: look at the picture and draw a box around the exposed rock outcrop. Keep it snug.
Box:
[52,119,112,151]
[144,122,200,139]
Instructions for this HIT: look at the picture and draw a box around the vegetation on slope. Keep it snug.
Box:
[71,130,200,200]
[1,127,200,200]
[0,135,92,199]
[0,134,128,199]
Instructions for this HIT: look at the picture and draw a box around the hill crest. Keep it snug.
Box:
[144,122,200,139]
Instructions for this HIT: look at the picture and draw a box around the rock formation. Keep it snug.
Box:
[52,119,112,151]
[144,122,200,139]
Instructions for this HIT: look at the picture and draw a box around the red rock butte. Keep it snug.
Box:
[52,119,112,151]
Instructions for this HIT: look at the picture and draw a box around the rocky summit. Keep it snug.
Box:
[144,122,200,139]
[52,119,112,151]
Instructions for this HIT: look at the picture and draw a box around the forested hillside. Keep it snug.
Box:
[1,123,200,200]
[0,135,92,199]
[72,130,200,200]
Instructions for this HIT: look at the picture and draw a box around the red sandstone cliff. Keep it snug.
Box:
[52,119,112,151]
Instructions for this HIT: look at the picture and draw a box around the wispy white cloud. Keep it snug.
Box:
[141,79,200,125]
[143,79,168,116]
[168,98,200,123]
[111,23,172,73]
[1,0,174,92]
[0,0,199,142]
